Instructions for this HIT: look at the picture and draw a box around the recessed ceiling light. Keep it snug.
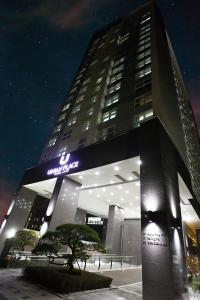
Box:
[118,185,122,189]
[102,187,106,192]
[65,189,68,192]
[120,197,124,201]
[137,160,142,165]
[108,199,111,202]
[95,171,100,175]
[96,194,100,197]
[110,180,114,184]
[110,192,114,196]
[88,190,92,194]
[128,176,133,181]
[79,175,83,179]
[130,203,133,206]
[135,196,139,199]
[125,190,129,194]
[114,166,119,171]
[76,187,80,190]
[94,183,98,187]
[136,182,140,186]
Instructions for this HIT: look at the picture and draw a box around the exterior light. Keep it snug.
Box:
[114,166,119,171]
[7,228,16,238]
[137,160,142,165]
[95,171,100,175]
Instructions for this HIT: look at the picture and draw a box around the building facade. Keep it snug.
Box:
[1,2,200,300]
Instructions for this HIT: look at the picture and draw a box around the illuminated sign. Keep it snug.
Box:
[47,154,79,176]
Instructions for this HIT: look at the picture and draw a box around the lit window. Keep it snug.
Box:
[102,108,117,123]
[108,82,121,94]
[76,95,84,103]
[112,64,124,75]
[53,124,62,133]
[82,120,90,131]
[137,49,151,60]
[102,126,115,140]
[136,66,151,79]
[58,113,66,122]
[95,85,101,92]
[88,107,94,116]
[62,103,70,111]
[138,36,151,46]
[136,56,151,69]
[98,43,104,49]
[91,96,97,103]
[67,116,77,126]
[139,26,150,34]
[79,67,86,74]
[48,137,57,147]
[134,109,153,127]
[140,16,151,24]
[82,78,90,85]
[137,42,151,53]
[118,33,130,45]
[135,93,152,107]
[90,59,98,66]
[78,86,87,95]
[72,104,81,114]
[105,94,119,107]
[58,146,67,157]
[69,86,77,94]
[139,31,150,41]
[96,77,103,84]
[113,57,125,66]
[110,73,122,84]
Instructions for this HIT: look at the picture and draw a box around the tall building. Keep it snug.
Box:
[1,2,200,299]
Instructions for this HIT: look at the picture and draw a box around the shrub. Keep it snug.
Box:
[24,266,112,293]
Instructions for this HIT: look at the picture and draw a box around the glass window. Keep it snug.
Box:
[112,64,124,75]
[78,86,87,95]
[113,57,125,66]
[90,59,98,66]
[135,77,152,91]
[137,49,151,60]
[53,124,62,133]
[91,96,97,103]
[62,103,70,111]
[110,73,122,84]
[136,66,151,79]
[134,109,153,127]
[96,77,103,84]
[67,116,77,126]
[136,56,151,69]
[118,33,130,45]
[105,94,119,107]
[138,36,151,46]
[58,113,66,122]
[88,107,94,116]
[108,82,121,94]
[82,120,90,131]
[76,95,84,103]
[82,78,90,85]
[72,104,81,114]
[102,108,117,123]
[135,93,152,107]
[140,16,151,24]
[48,137,57,147]
[137,42,151,53]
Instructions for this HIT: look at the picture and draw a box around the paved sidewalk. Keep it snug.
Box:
[0,268,142,300]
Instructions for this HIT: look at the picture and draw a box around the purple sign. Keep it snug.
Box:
[47,154,79,176]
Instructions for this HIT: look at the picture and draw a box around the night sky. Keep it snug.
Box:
[0,0,200,208]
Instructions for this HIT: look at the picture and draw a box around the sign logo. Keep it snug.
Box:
[59,154,70,165]
[47,154,79,176]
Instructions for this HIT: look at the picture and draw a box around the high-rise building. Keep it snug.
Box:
[1,2,200,299]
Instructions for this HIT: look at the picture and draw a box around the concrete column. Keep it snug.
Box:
[105,205,124,254]
[0,187,37,254]
[122,219,141,262]
[43,176,81,232]
[140,121,189,300]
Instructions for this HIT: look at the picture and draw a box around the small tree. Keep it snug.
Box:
[12,229,39,252]
[33,223,100,273]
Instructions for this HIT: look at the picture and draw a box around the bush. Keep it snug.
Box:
[24,266,112,293]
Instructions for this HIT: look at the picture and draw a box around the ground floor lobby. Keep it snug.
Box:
[1,119,200,300]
